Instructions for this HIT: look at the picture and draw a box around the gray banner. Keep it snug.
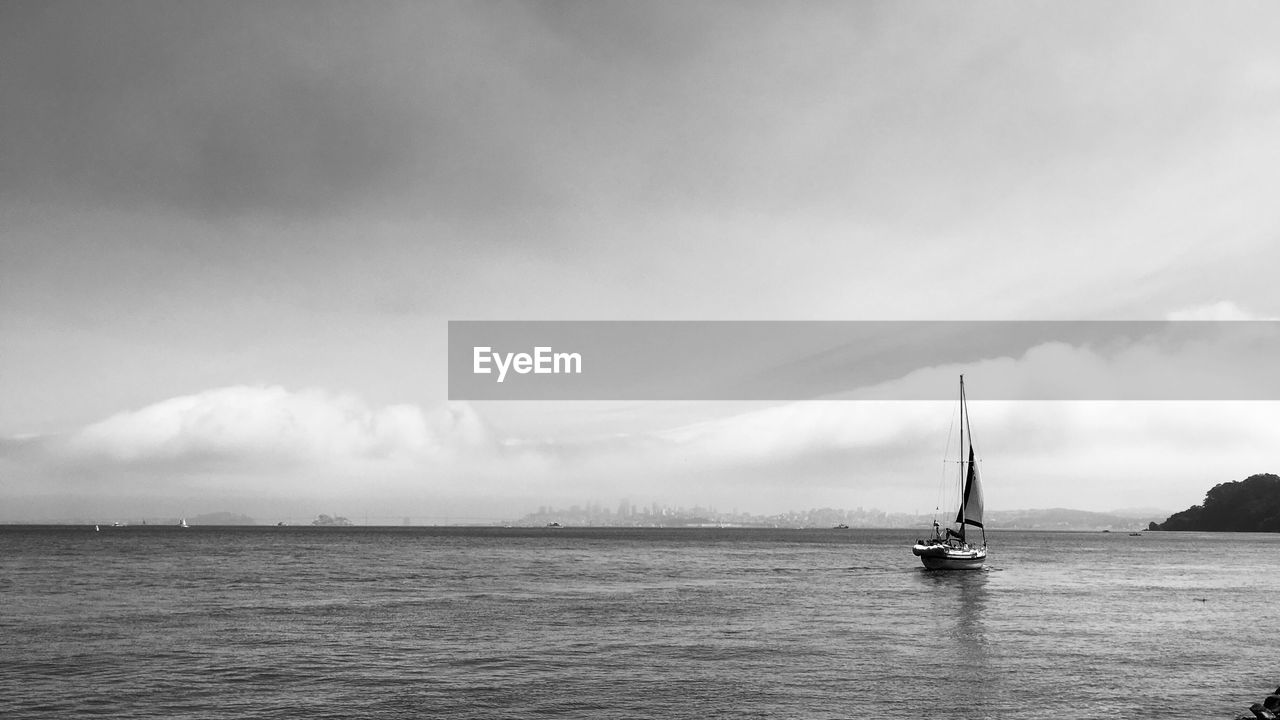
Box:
[447,321,1280,400]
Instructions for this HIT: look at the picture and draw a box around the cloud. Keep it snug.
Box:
[66,385,491,472]
[840,320,1280,401]
[0,2,557,220]
[1166,300,1278,321]
[530,320,1280,509]
[10,0,1279,232]
[0,385,526,521]
[3,378,1279,521]
[6,313,1280,518]
[562,397,1280,513]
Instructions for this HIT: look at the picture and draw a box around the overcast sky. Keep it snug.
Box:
[3,0,1279,522]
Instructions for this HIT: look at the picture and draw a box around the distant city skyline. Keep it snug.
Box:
[3,1,1279,523]
[44,497,1167,533]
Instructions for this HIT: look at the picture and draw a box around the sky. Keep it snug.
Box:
[3,0,1279,523]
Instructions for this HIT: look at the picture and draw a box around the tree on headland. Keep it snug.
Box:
[1150,473,1280,532]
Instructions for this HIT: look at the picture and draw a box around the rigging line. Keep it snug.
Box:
[940,410,957,465]
[934,396,960,524]
[934,407,958,523]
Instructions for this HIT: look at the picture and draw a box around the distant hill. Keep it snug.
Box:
[1150,473,1280,532]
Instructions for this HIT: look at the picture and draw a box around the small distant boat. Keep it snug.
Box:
[94,524,100,532]
[913,375,988,570]
[546,522,563,528]
[179,518,189,528]
[833,523,850,529]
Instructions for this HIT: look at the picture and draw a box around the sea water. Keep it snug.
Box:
[1,526,1276,719]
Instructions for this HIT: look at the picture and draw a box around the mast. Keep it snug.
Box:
[956,374,986,549]
[966,379,985,548]
[957,375,965,541]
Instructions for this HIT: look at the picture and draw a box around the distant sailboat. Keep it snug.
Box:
[179,517,189,528]
[912,375,987,570]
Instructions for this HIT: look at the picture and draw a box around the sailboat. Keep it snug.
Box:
[912,375,987,570]
[179,517,189,528]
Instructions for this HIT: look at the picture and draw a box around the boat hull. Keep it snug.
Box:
[912,543,987,570]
